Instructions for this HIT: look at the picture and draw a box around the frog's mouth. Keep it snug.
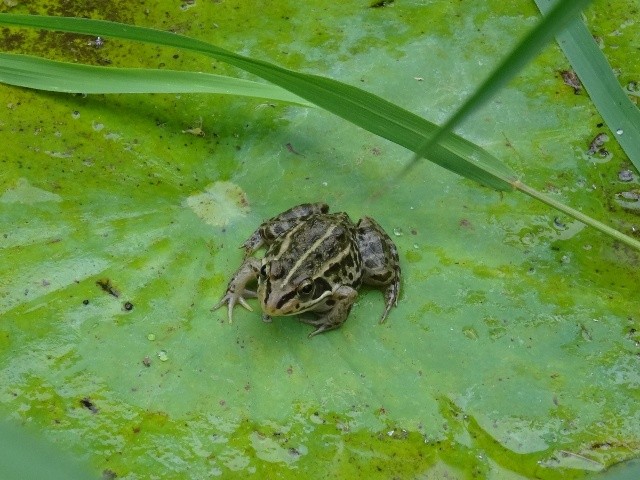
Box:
[261,294,301,316]
[259,286,293,316]
[260,292,331,317]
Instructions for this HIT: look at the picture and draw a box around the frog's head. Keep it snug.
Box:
[257,260,333,316]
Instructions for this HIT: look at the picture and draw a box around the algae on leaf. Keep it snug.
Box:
[0,0,639,479]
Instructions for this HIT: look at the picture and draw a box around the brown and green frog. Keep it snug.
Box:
[214,203,400,337]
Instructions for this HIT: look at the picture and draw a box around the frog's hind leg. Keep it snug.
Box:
[356,216,401,323]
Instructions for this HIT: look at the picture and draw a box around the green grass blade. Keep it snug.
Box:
[0,52,312,105]
[407,0,593,169]
[534,0,640,171]
[0,13,516,191]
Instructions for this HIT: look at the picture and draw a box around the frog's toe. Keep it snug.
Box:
[307,325,326,338]
[236,296,254,311]
[307,323,334,338]
[225,296,253,323]
[379,304,392,324]
[301,316,343,337]
[212,296,228,312]
[212,292,254,324]
[378,282,400,323]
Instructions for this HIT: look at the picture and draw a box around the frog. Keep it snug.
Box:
[213,203,401,337]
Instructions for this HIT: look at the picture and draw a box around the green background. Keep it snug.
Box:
[1,0,639,478]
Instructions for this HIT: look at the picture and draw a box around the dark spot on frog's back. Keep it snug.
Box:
[324,259,345,278]
[342,255,355,269]
[332,228,346,242]
[307,218,331,238]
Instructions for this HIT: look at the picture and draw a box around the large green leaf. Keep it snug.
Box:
[0,0,639,478]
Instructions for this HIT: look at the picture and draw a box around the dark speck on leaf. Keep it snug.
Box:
[96,278,120,298]
[553,217,567,230]
[370,0,394,7]
[285,142,305,157]
[80,397,99,414]
[102,469,117,480]
[560,69,582,94]
[588,133,608,155]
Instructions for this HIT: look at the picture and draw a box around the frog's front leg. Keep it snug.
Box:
[298,286,358,337]
[241,202,329,255]
[212,257,261,322]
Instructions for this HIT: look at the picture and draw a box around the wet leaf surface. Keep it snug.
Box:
[1,0,639,478]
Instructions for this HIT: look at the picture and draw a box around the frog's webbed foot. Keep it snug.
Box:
[305,321,340,338]
[299,285,357,338]
[213,291,254,322]
[297,316,328,337]
[212,257,261,323]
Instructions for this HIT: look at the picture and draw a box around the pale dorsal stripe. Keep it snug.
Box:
[283,224,337,284]
[274,221,307,260]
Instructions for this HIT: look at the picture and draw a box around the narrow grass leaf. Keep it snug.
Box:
[407,0,593,169]
[534,0,640,172]
[0,14,516,191]
[0,52,312,105]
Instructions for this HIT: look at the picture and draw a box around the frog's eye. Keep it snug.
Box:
[297,279,314,298]
[259,264,267,279]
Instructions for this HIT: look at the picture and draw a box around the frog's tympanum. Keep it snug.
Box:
[214,203,400,337]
